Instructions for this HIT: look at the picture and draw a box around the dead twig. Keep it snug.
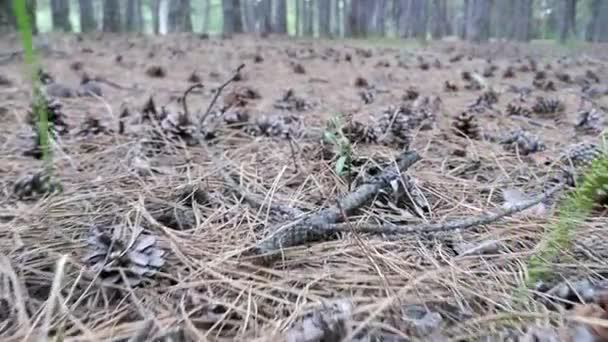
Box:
[254,151,421,255]
[199,64,245,127]
[327,181,566,236]
[181,83,204,117]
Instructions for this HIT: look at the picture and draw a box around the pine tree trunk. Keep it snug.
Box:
[274,0,287,33]
[318,0,331,36]
[243,0,255,32]
[103,0,122,32]
[152,0,160,34]
[558,0,576,43]
[467,0,493,43]
[79,0,96,32]
[410,0,427,39]
[51,0,72,31]
[304,0,313,36]
[257,0,272,34]
[511,0,533,41]
[458,0,469,39]
[375,0,386,36]
[223,0,243,34]
[202,0,210,33]
[169,0,192,32]
[585,0,608,42]
[396,0,412,38]
[126,0,139,32]
[431,0,448,39]
[159,0,169,33]
[333,0,341,36]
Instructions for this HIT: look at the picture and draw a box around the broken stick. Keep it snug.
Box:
[254,151,421,255]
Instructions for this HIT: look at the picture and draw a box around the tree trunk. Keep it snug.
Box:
[375,0,386,36]
[152,0,160,34]
[409,0,428,39]
[257,0,272,34]
[304,0,314,36]
[350,0,372,37]
[159,0,169,33]
[430,0,448,39]
[333,0,341,37]
[558,0,576,43]
[511,0,533,41]
[168,0,192,32]
[79,0,96,32]
[223,0,243,34]
[585,0,608,42]
[51,0,72,31]
[243,0,255,32]
[103,0,122,32]
[126,0,140,32]
[467,0,493,43]
[274,0,287,33]
[318,0,331,36]
[458,0,469,39]
[395,0,412,38]
[202,0,210,33]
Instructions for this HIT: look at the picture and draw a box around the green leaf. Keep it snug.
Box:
[324,131,337,144]
[335,156,347,175]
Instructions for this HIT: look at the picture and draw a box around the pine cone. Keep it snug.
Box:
[76,116,109,137]
[532,79,556,91]
[469,89,499,110]
[533,70,547,81]
[13,170,61,201]
[502,66,515,78]
[341,120,377,144]
[83,226,166,285]
[403,87,419,101]
[444,80,458,92]
[359,89,375,104]
[561,143,604,168]
[452,112,480,139]
[27,95,69,136]
[575,109,603,135]
[223,106,250,128]
[141,96,161,121]
[500,130,545,155]
[273,89,312,111]
[532,97,565,116]
[374,106,411,148]
[555,71,572,83]
[505,102,532,117]
[246,115,300,139]
[160,111,198,146]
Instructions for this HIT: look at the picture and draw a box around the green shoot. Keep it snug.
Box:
[13,0,50,165]
[323,115,353,176]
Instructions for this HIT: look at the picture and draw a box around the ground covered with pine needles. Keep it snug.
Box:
[1,33,608,341]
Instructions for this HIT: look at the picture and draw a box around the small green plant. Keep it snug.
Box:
[13,0,50,164]
[527,142,608,283]
[323,115,354,176]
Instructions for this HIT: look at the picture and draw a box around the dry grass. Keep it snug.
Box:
[1,33,608,341]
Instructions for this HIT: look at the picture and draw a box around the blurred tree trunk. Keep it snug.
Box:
[159,0,169,33]
[318,0,331,36]
[558,0,576,43]
[243,0,255,32]
[492,0,512,38]
[51,0,72,31]
[343,0,351,36]
[222,0,243,34]
[374,0,386,36]
[295,0,301,35]
[103,0,122,32]
[396,0,412,38]
[467,0,493,42]
[78,0,97,32]
[304,0,313,36]
[430,0,447,39]
[169,0,192,32]
[511,0,533,41]
[458,0,469,39]
[126,0,142,32]
[333,0,341,36]
[257,0,272,34]
[274,0,287,33]
[410,0,428,40]
[152,0,160,34]
[202,0,210,33]
[585,0,608,42]
[350,0,373,37]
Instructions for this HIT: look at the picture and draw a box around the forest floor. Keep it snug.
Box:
[1,33,608,341]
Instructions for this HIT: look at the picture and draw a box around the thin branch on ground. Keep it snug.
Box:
[199,64,245,127]
[326,181,566,236]
[254,151,421,255]
[181,83,204,117]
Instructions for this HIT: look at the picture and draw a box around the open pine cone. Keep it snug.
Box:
[452,112,480,139]
[76,116,110,137]
[13,170,62,201]
[83,226,165,285]
[500,130,545,155]
[27,95,69,136]
[160,110,198,146]
[575,109,603,135]
[341,120,377,144]
[532,97,565,116]
[505,102,532,117]
[561,143,604,168]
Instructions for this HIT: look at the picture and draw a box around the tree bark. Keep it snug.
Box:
[103,0,122,32]
[222,0,243,34]
[511,0,533,41]
[304,0,314,36]
[458,0,469,39]
[395,0,412,38]
[333,0,341,37]
[169,0,192,32]
[585,0,608,42]
[558,0,576,43]
[274,0,287,33]
[350,0,373,37]
[257,0,272,34]
[51,0,72,32]
[409,0,428,39]
[467,0,494,43]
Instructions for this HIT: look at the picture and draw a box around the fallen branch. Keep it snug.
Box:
[254,151,421,255]
[199,64,245,127]
[321,181,566,237]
